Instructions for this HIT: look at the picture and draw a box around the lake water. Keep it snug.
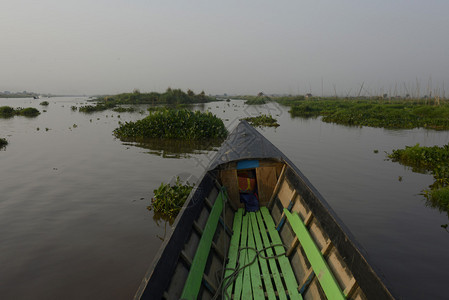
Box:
[1,97,448,299]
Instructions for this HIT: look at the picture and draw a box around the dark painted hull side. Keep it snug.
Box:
[135,172,216,299]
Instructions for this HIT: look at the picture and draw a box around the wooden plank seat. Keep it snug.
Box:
[283,209,345,300]
[180,189,225,300]
[224,207,301,300]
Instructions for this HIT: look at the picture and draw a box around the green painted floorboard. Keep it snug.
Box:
[284,209,345,300]
[180,191,224,300]
[224,209,243,297]
[261,207,302,300]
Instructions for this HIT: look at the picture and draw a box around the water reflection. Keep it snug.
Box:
[120,137,224,158]
[151,211,174,241]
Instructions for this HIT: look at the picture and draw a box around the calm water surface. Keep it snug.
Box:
[1,97,448,299]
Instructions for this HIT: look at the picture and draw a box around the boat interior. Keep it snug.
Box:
[137,157,392,300]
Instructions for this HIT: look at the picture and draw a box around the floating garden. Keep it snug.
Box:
[113,109,228,140]
[280,99,449,130]
[388,143,449,214]
[0,106,40,117]
[243,114,279,128]
[96,88,214,105]
[148,177,194,219]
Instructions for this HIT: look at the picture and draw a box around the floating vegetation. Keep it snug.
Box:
[388,143,449,214]
[285,100,449,130]
[95,87,214,105]
[0,137,8,149]
[112,106,136,113]
[147,106,170,112]
[39,101,49,106]
[79,102,116,113]
[148,177,194,219]
[71,106,78,111]
[0,106,40,118]
[113,109,228,140]
[243,114,279,128]
[245,96,270,105]
[73,124,78,128]
[422,187,449,213]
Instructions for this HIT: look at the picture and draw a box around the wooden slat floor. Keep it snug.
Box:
[224,207,301,300]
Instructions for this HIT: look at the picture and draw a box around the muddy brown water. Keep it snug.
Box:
[1,97,448,299]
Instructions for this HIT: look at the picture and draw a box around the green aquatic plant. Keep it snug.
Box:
[243,114,279,128]
[0,137,8,148]
[79,102,116,113]
[148,177,194,218]
[284,99,449,130]
[422,187,449,212]
[112,106,136,113]
[0,106,40,117]
[39,101,49,106]
[113,109,228,140]
[95,88,214,105]
[245,97,269,105]
[388,143,449,214]
[17,107,40,117]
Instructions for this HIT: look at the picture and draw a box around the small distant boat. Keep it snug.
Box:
[135,121,395,299]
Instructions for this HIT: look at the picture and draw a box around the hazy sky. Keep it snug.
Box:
[1,0,448,96]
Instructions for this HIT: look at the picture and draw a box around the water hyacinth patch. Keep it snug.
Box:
[388,143,449,214]
[148,177,194,219]
[0,106,40,117]
[243,114,279,128]
[0,137,8,148]
[286,100,449,130]
[113,109,228,140]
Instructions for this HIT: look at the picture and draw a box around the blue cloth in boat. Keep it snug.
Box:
[240,193,259,212]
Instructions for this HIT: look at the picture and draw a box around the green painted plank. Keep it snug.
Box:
[245,213,264,299]
[241,214,253,299]
[180,191,224,300]
[233,210,249,299]
[224,209,243,296]
[261,207,302,300]
[250,213,276,300]
[255,211,288,300]
[284,209,345,300]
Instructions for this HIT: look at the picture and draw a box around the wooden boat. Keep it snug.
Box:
[135,121,395,300]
